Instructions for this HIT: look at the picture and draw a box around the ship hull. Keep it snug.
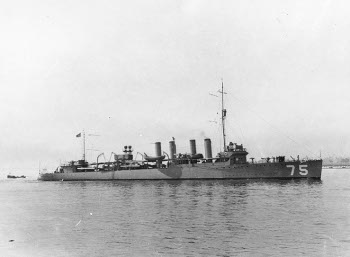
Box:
[38,160,322,181]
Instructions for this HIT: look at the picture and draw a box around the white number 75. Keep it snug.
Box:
[287,164,308,176]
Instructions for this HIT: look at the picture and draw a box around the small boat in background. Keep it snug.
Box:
[7,174,26,179]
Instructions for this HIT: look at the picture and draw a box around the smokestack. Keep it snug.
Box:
[190,139,196,155]
[169,141,176,159]
[204,138,212,160]
[155,142,161,157]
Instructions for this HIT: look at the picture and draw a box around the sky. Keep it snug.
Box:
[0,0,349,176]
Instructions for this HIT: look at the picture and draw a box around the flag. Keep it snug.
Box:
[76,133,81,138]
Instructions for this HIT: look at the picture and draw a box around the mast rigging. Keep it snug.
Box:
[218,79,227,151]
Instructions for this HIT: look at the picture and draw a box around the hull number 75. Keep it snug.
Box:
[286,164,308,176]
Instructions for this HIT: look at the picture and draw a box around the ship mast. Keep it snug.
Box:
[219,79,227,151]
[83,130,86,161]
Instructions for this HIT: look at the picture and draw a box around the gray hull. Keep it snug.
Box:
[38,159,322,181]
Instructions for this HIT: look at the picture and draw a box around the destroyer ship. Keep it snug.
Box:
[38,83,322,181]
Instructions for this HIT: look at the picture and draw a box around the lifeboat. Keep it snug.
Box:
[144,153,165,162]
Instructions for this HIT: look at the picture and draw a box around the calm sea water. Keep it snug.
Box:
[0,169,349,257]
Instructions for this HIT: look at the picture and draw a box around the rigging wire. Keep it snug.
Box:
[225,104,263,157]
[228,93,319,158]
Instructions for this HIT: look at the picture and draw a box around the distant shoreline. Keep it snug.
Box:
[323,165,350,169]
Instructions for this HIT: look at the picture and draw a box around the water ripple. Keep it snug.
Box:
[0,170,349,256]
